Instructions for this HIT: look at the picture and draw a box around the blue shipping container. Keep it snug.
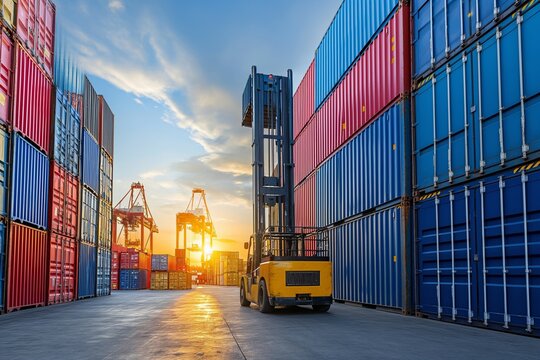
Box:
[330,205,410,309]
[414,2,540,191]
[82,129,100,194]
[315,0,398,108]
[11,133,49,229]
[0,129,8,217]
[120,269,147,290]
[80,187,98,245]
[78,243,97,299]
[412,0,518,77]
[317,102,410,227]
[97,247,111,296]
[0,223,5,310]
[152,254,171,271]
[100,150,113,204]
[416,162,540,334]
[53,88,81,176]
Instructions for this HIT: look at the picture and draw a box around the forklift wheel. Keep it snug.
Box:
[258,280,274,313]
[240,281,250,307]
[312,304,331,313]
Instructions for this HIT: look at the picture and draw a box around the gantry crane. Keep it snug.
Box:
[176,188,216,264]
[113,182,158,253]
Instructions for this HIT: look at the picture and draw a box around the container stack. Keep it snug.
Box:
[206,251,239,286]
[412,1,540,334]
[119,249,151,290]
[175,248,189,271]
[150,254,176,290]
[111,244,127,290]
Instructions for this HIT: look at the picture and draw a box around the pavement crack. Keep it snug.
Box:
[222,316,247,360]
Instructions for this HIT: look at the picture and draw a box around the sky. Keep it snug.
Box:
[55,0,342,261]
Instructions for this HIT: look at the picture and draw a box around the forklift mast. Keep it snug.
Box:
[242,66,295,270]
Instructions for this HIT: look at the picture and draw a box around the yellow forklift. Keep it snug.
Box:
[239,67,332,313]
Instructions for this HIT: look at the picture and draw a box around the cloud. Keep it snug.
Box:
[134,98,143,105]
[140,171,164,180]
[108,0,124,11]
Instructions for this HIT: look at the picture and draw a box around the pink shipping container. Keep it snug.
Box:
[7,222,47,311]
[50,162,79,238]
[0,30,13,125]
[293,60,315,140]
[120,250,150,270]
[293,5,410,186]
[16,0,56,78]
[12,43,53,153]
[294,172,316,229]
[112,251,119,290]
[48,233,76,304]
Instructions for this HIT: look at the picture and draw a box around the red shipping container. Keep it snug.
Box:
[294,173,316,229]
[16,0,55,78]
[120,250,150,270]
[294,5,410,184]
[49,162,79,238]
[0,31,13,125]
[12,43,53,153]
[111,251,119,290]
[293,60,315,140]
[7,223,47,311]
[48,233,76,304]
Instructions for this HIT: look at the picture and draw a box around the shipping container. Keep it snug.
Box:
[13,44,53,153]
[48,232,76,304]
[100,150,112,204]
[316,103,410,227]
[50,162,78,237]
[416,162,540,335]
[168,271,191,290]
[0,30,13,125]
[294,172,316,229]
[81,129,100,194]
[0,222,5,310]
[98,200,112,248]
[7,222,47,311]
[0,128,8,217]
[414,3,540,191]
[11,133,49,229]
[80,187,98,245]
[78,242,96,298]
[315,0,399,108]
[293,60,315,139]
[16,0,56,77]
[150,271,168,290]
[151,254,176,272]
[1,0,15,29]
[111,249,121,290]
[53,88,81,176]
[175,248,189,271]
[98,95,114,158]
[412,0,518,77]
[119,269,147,290]
[330,204,412,311]
[120,250,150,270]
[295,6,411,185]
[96,247,111,296]
[83,77,99,139]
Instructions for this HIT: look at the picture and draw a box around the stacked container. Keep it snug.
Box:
[206,251,239,286]
[119,249,151,290]
[150,254,177,290]
[412,1,540,335]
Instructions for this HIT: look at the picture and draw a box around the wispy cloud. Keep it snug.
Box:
[108,0,124,12]
[140,171,164,180]
[134,97,143,105]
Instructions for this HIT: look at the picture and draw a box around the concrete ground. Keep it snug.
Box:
[0,287,538,360]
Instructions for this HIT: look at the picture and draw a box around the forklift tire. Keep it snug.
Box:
[258,280,274,313]
[312,304,331,313]
[240,281,250,307]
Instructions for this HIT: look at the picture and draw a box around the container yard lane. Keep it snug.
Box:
[1,286,539,360]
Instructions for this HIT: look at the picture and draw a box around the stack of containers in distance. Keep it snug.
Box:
[111,244,127,290]
[175,248,189,271]
[119,249,150,290]
[293,0,413,312]
[2,0,55,313]
[150,254,176,290]
[96,95,114,296]
[78,76,100,299]
[206,251,239,286]
[412,1,540,335]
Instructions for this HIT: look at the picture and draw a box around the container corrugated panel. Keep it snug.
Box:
[83,77,99,140]
[330,205,405,308]
[414,3,540,191]
[151,254,176,272]
[99,96,114,158]
[119,269,147,290]
[317,103,408,228]
[80,187,98,245]
[0,30,13,125]
[11,134,49,229]
[96,247,111,296]
[416,162,540,335]
[48,233,76,304]
[16,0,55,78]
[7,223,47,311]
[81,129,99,194]
[53,88,81,177]
[293,60,315,139]
[120,251,150,270]
[13,44,53,153]
[0,222,5,310]
[50,162,78,237]
[0,128,8,217]
[294,172,316,229]
[315,0,399,108]
[293,114,317,186]
[1,0,15,29]
[412,0,518,78]
[100,150,112,204]
[151,271,168,290]
[78,242,96,298]
[98,200,112,249]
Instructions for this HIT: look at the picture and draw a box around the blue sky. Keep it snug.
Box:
[55,0,342,256]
